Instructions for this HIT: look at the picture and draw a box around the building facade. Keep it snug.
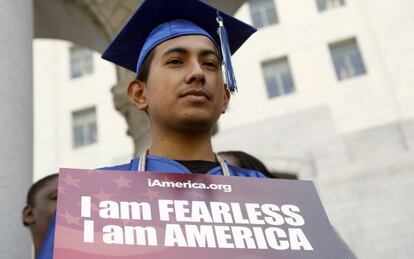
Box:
[33,39,132,181]
[213,0,414,258]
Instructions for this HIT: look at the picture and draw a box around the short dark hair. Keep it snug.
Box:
[136,50,155,82]
[26,174,58,207]
[218,151,276,178]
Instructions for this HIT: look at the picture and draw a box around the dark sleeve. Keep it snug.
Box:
[227,164,267,178]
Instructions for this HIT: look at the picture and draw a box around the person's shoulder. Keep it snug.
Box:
[98,158,138,171]
[227,164,267,178]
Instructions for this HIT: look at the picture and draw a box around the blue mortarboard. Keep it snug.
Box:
[101,0,257,93]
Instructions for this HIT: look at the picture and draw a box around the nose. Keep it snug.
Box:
[185,60,206,85]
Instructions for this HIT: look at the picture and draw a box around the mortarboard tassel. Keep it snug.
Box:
[216,13,237,93]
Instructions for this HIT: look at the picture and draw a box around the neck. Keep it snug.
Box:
[32,231,42,258]
[149,127,215,162]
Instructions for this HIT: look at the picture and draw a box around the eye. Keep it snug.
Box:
[166,58,183,65]
[203,60,219,69]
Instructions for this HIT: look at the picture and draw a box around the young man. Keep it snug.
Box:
[22,174,58,258]
[37,0,264,258]
[99,0,265,177]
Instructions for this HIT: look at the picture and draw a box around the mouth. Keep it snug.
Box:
[180,89,210,100]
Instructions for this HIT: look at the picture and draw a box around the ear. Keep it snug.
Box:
[128,80,148,111]
[22,205,35,226]
[221,88,231,114]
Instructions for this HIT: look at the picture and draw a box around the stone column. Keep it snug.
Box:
[0,1,33,258]
[112,68,152,156]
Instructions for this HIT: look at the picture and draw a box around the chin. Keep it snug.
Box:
[177,115,218,132]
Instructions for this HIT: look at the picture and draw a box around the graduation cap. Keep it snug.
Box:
[101,0,257,93]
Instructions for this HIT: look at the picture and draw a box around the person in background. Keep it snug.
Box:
[218,150,275,178]
[219,150,300,179]
[22,174,58,258]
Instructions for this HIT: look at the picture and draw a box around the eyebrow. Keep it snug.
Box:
[162,47,188,57]
[162,47,221,60]
[200,49,221,61]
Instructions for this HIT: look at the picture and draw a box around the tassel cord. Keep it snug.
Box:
[216,14,237,93]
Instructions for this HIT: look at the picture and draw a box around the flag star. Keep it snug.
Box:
[60,210,81,226]
[61,174,81,188]
[58,186,66,195]
[113,175,133,188]
[142,189,161,201]
[93,190,114,201]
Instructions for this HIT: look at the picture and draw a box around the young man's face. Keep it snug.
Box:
[130,35,230,133]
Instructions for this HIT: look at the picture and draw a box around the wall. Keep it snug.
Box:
[33,39,133,181]
[214,0,414,257]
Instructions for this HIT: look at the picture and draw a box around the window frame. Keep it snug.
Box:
[249,0,279,29]
[316,0,346,12]
[329,38,367,81]
[72,107,98,148]
[69,46,94,79]
[261,56,296,99]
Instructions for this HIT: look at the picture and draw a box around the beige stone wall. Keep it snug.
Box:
[213,0,414,258]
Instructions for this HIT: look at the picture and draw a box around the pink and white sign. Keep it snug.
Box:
[54,168,346,258]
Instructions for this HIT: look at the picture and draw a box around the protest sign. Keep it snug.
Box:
[54,168,346,258]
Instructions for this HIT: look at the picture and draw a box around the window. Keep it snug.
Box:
[316,0,346,12]
[262,57,295,98]
[329,38,366,80]
[70,46,94,79]
[249,0,278,29]
[72,107,97,148]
